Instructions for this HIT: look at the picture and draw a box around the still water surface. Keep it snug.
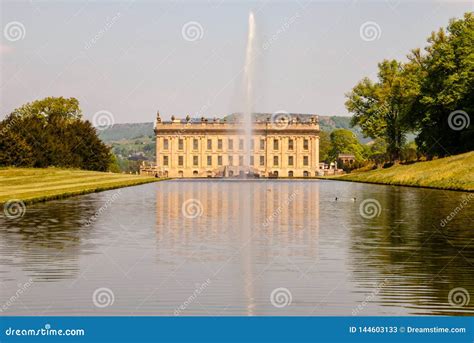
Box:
[0,180,473,316]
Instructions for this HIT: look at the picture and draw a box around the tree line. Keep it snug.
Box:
[0,97,114,171]
[344,12,473,164]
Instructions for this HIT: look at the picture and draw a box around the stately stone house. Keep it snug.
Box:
[152,112,320,178]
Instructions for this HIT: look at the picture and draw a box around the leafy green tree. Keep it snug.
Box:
[401,141,418,162]
[108,154,122,173]
[367,138,388,166]
[328,129,364,163]
[0,125,34,167]
[345,60,414,163]
[406,12,474,157]
[318,131,331,163]
[1,97,112,171]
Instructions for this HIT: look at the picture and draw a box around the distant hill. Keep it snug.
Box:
[98,122,154,142]
[98,115,366,143]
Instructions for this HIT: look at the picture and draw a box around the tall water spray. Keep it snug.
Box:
[243,11,257,168]
[240,12,257,314]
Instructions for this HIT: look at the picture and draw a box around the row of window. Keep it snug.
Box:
[162,138,310,151]
[162,155,310,167]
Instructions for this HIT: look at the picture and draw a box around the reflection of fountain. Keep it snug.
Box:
[154,181,320,315]
[243,11,257,166]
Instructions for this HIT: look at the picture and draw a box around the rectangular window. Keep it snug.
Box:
[251,139,255,150]
[178,156,184,166]
[163,156,169,166]
[239,139,244,150]
[178,139,184,150]
[207,139,212,150]
[288,139,293,150]
[273,156,279,166]
[193,139,199,150]
[260,156,265,166]
[163,138,169,150]
[303,156,309,166]
[193,156,198,166]
[273,139,279,150]
[207,156,212,166]
[228,156,233,166]
[303,139,309,150]
[228,139,234,150]
[288,156,294,166]
[218,155,222,166]
[239,156,243,166]
[250,156,254,166]
[260,139,265,150]
[218,139,223,150]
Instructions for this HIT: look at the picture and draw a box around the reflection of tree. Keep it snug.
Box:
[0,198,99,282]
[349,188,474,315]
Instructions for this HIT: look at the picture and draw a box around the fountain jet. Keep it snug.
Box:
[243,11,257,171]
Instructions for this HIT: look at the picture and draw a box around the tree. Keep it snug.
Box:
[318,131,331,163]
[401,141,418,162]
[406,12,474,157]
[345,60,413,163]
[328,129,364,163]
[367,138,388,166]
[0,125,34,167]
[0,97,113,171]
[108,154,122,173]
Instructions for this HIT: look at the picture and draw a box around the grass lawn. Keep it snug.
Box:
[328,151,474,192]
[0,167,161,204]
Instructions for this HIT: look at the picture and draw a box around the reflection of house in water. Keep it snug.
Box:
[151,112,320,178]
[154,181,320,315]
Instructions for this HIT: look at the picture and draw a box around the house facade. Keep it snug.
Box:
[153,112,320,178]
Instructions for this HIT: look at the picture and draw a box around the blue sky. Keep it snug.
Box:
[1,0,472,124]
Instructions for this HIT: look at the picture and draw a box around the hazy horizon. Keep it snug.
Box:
[1,0,472,124]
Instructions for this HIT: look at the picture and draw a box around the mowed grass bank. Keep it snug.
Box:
[0,168,161,204]
[330,151,474,192]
